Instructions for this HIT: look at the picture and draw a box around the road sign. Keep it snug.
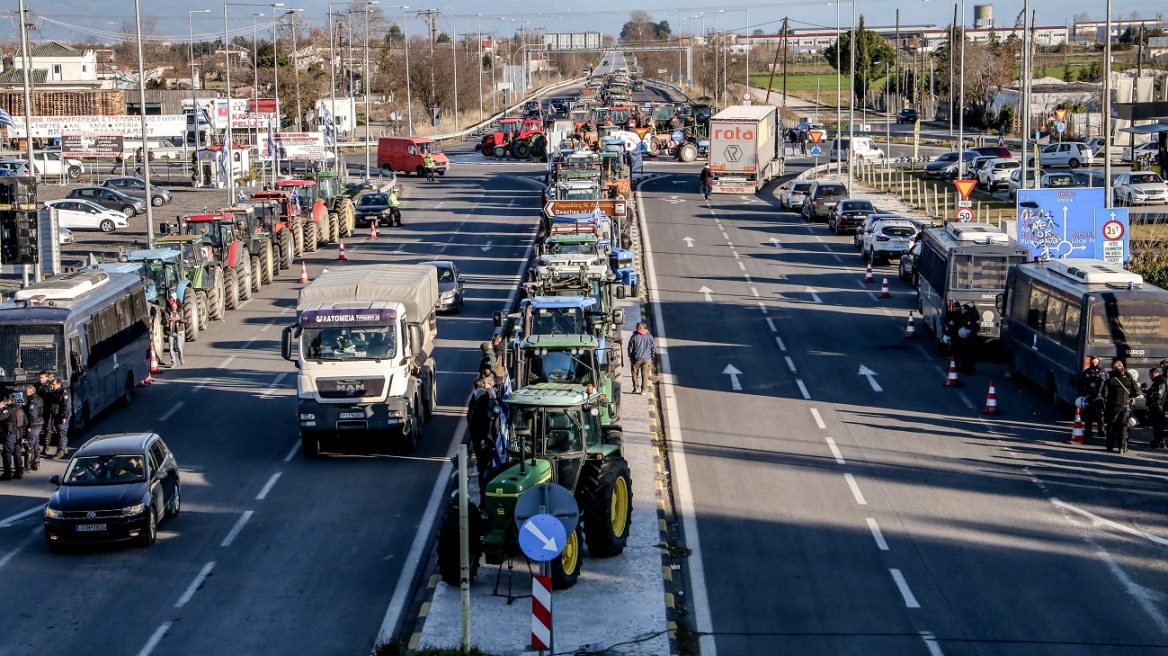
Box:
[810,145,823,157]
[1095,208,1130,264]
[1016,188,1124,261]
[958,199,972,208]
[953,179,977,200]
[516,482,580,537]
[1056,121,1066,134]
[1055,108,1067,121]
[544,199,626,218]
[808,129,826,144]
[956,207,975,222]
[742,92,752,102]
[519,514,567,562]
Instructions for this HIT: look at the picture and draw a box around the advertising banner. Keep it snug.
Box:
[61,133,124,158]
[259,132,327,161]
[5,115,186,139]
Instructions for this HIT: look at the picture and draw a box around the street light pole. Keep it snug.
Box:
[189,9,211,156]
[363,2,378,179]
[253,13,263,116]
[848,0,855,191]
[227,2,282,205]
[1103,0,1112,207]
[133,0,154,251]
[835,1,841,175]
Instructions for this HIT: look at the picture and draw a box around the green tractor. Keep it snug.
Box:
[523,271,624,343]
[302,171,356,239]
[103,245,222,343]
[514,334,622,424]
[157,212,257,312]
[435,383,631,590]
[219,204,276,286]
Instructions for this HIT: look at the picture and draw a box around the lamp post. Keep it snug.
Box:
[1103,0,1112,207]
[252,13,264,117]
[476,14,484,122]
[227,2,283,206]
[956,0,966,193]
[329,2,375,174]
[290,9,303,131]
[133,0,154,250]
[189,9,211,156]
[363,2,378,178]
[848,0,855,191]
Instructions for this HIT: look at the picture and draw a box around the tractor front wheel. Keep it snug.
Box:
[550,528,582,589]
[238,264,253,302]
[510,140,532,159]
[249,256,262,293]
[278,231,293,270]
[436,502,483,586]
[224,267,240,310]
[491,145,507,158]
[261,242,274,284]
[292,221,304,256]
[182,293,199,342]
[579,456,633,557]
[678,143,698,162]
[328,211,340,243]
[207,268,225,321]
[196,291,209,330]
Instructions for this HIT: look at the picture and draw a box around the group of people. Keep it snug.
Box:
[943,302,983,375]
[0,371,73,480]
[1079,356,1165,454]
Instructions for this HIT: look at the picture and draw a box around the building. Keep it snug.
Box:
[744,23,1066,55]
[1072,18,1164,43]
[1,41,102,91]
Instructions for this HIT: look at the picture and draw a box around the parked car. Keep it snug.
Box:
[924,151,979,179]
[977,158,1020,191]
[1086,136,1123,162]
[420,260,465,313]
[28,152,85,180]
[1113,172,1168,206]
[65,187,147,217]
[42,199,131,232]
[1027,141,1094,168]
[969,156,996,181]
[801,182,849,222]
[100,177,173,206]
[1121,141,1159,163]
[58,226,74,245]
[1040,172,1081,188]
[970,146,1013,160]
[779,180,815,211]
[853,213,905,248]
[43,432,181,548]
[863,219,917,264]
[895,108,919,124]
[1007,168,1047,200]
[0,159,32,176]
[899,239,923,285]
[829,137,885,163]
[828,198,878,236]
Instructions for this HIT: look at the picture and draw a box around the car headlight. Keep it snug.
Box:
[44,506,62,519]
[441,290,455,299]
[121,503,146,517]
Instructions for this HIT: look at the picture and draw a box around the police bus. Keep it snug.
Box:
[916,223,1032,345]
[0,269,150,428]
[999,258,1168,406]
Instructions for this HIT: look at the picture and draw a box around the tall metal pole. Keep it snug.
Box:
[848,0,855,191]
[949,4,956,135]
[835,1,842,175]
[224,6,235,205]
[453,16,460,132]
[1019,0,1031,191]
[190,10,211,156]
[745,10,750,96]
[1103,0,1112,207]
[957,0,966,186]
[132,0,155,250]
[477,15,484,123]
[17,0,35,283]
[329,5,339,171]
[291,12,302,131]
[253,13,262,115]
[363,2,374,179]
[404,7,413,136]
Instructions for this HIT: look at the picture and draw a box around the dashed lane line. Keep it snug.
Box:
[824,437,845,464]
[776,337,786,351]
[220,512,253,548]
[784,356,796,373]
[158,402,184,422]
[920,631,946,656]
[135,622,173,656]
[174,561,216,608]
[889,568,921,608]
[866,518,890,551]
[256,472,282,501]
[766,318,777,332]
[282,440,299,463]
[0,506,43,528]
[844,473,868,505]
[810,408,826,430]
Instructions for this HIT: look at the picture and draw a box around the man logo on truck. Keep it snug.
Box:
[724,145,742,163]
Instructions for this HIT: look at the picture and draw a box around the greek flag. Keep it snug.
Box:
[591,204,604,221]
[218,146,228,178]
[266,119,276,158]
[0,107,14,129]
[322,107,335,146]
[196,106,212,125]
[490,372,514,470]
[290,189,300,209]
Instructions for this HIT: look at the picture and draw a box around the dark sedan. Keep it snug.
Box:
[43,433,181,548]
[353,192,398,227]
[66,187,148,217]
[828,199,877,236]
[101,176,173,207]
[896,108,919,124]
[420,260,465,313]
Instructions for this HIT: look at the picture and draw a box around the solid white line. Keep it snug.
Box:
[785,356,796,373]
[158,402,184,422]
[796,379,810,399]
[135,622,173,656]
[635,184,717,656]
[174,561,216,608]
[867,518,890,550]
[282,441,299,463]
[890,568,921,608]
[0,506,42,528]
[256,472,282,501]
[810,408,826,430]
[1052,498,1168,547]
[220,511,253,548]
[765,318,777,332]
[920,631,945,656]
[776,336,786,350]
[844,473,868,505]
[824,437,845,464]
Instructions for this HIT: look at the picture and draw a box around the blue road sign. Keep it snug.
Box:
[519,514,567,563]
[1056,121,1066,133]
[1094,207,1130,265]
[671,130,684,142]
[810,146,823,157]
[1015,188,1128,262]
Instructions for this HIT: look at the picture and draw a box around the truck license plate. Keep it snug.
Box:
[338,411,364,420]
[76,524,106,532]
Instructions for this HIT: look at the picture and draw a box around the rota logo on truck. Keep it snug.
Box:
[712,126,755,140]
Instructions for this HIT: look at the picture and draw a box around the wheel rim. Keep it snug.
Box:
[172,485,181,513]
[561,530,579,574]
[100,220,114,232]
[611,475,629,537]
[124,207,135,217]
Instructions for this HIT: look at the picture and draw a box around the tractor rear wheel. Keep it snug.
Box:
[550,528,583,589]
[224,268,240,310]
[338,198,355,237]
[149,309,164,359]
[303,222,319,253]
[678,143,698,162]
[261,242,274,284]
[250,256,262,293]
[579,456,632,557]
[278,231,292,270]
[436,502,482,586]
[196,291,210,330]
[238,264,253,302]
[292,221,304,256]
[182,293,199,342]
[207,268,225,321]
[510,140,532,159]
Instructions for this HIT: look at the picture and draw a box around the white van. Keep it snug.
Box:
[829,137,885,163]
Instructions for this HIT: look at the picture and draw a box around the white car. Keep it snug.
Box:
[780,180,815,211]
[30,152,85,179]
[1086,136,1124,162]
[1027,141,1094,168]
[853,213,905,248]
[978,158,1020,191]
[58,226,74,245]
[1121,141,1159,163]
[862,219,917,265]
[42,199,130,232]
[1007,168,1048,200]
[829,137,885,163]
[1114,172,1168,206]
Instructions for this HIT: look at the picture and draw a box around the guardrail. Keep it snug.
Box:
[643,78,693,104]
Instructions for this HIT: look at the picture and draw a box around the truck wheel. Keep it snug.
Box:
[261,242,274,284]
[182,293,199,342]
[579,456,632,557]
[398,399,422,453]
[303,222,318,253]
[328,212,340,243]
[238,264,253,301]
[678,143,698,162]
[249,257,262,293]
[300,431,322,458]
[550,528,582,590]
[423,368,437,422]
[207,268,225,321]
[436,502,482,586]
[278,231,293,270]
[224,268,240,310]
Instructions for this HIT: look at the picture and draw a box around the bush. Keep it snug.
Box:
[1128,245,1168,288]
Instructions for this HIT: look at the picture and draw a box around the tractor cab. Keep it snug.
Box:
[498,117,523,137]
[114,248,182,305]
[249,189,300,220]
[182,212,240,251]
[514,334,621,425]
[238,199,281,232]
[607,107,633,128]
[275,179,319,213]
[305,171,343,199]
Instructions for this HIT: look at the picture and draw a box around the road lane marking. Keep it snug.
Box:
[757,301,768,314]
[1051,498,1168,547]
[784,356,796,372]
[261,372,289,398]
[283,441,299,463]
[0,528,37,571]
[765,318,777,332]
[867,518,889,550]
[241,337,257,350]
[256,472,282,501]
[220,511,253,548]
[744,274,752,283]
[158,402,184,422]
[0,506,42,528]
[796,379,810,399]
[776,337,786,351]
[844,473,867,505]
[135,622,173,656]
[732,251,741,259]
[920,631,945,656]
[810,408,826,429]
[175,561,216,608]
[825,437,845,464]
[750,287,759,297]
[736,261,745,270]
[890,569,921,608]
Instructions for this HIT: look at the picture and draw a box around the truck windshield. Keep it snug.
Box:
[301,326,396,360]
[1089,299,1168,345]
[0,325,65,384]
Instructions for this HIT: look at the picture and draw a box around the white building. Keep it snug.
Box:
[742,23,1066,54]
[1,41,101,90]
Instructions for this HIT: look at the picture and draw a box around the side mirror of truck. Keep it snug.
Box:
[994,293,1005,314]
[157,222,172,235]
[280,325,293,361]
[612,309,625,325]
[493,311,503,328]
[615,285,626,299]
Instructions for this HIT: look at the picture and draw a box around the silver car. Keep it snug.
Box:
[1114,172,1168,206]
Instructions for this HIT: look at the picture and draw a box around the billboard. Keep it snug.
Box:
[61,133,124,158]
[5,115,186,139]
[542,32,603,51]
[215,98,278,130]
[259,132,327,161]
[1014,188,1129,263]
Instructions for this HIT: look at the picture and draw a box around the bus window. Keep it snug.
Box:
[1044,297,1067,339]
[1061,303,1082,349]
[973,256,1014,289]
[1010,279,1031,322]
[1028,287,1049,331]
[950,255,973,290]
[1089,300,1168,344]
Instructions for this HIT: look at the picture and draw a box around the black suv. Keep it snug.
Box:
[896,108,919,124]
[801,182,849,222]
[829,199,877,236]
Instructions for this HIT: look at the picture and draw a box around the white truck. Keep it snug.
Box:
[282,264,440,456]
[707,104,784,194]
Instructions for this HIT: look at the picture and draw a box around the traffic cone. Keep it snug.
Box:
[149,343,160,374]
[298,261,309,283]
[944,357,961,387]
[983,380,1000,414]
[369,220,378,240]
[864,263,874,283]
[879,277,891,298]
[338,242,347,261]
[1069,408,1085,444]
[904,312,917,338]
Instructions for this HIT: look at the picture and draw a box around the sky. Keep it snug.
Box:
[2,0,1158,44]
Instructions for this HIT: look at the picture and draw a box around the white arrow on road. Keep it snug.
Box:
[683,236,695,247]
[858,365,883,392]
[672,180,687,184]
[769,238,781,248]
[738,195,760,204]
[481,240,493,252]
[723,364,743,391]
[523,521,559,552]
[665,195,687,204]
[698,285,713,302]
[806,287,822,303]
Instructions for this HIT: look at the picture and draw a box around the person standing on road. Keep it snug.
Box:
[423,152,437,182]
[36,371,55,453]
[1147,367,1167,449]
[799,129,809,156]
[23,384,43,471]
[1078,356,1108,444]
[387,189,402,226]
[0,394,26,480]
[50,378,72,460]
[627,321,656,395]
[164,294,186,367]
[1103,358,1140,453]
[466,377,498,493]
[699,164,713,201]
[490,333,506,379]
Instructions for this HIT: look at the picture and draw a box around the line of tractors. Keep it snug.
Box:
[99,171,360,352]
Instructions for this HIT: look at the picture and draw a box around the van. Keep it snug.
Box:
[376,136,450,177]
[829,137,885,163]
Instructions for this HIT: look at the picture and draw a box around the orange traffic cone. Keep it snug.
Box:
[149,343,160,374]
[983,380,1000,414]
[299,261,309,283]
[905,312,917,338]
[879,277,891,298]
[369,220,379,240]
[864,263,874,283]
[944,357,961,387]
[338,242,347,261]
[1069,408,1085,443]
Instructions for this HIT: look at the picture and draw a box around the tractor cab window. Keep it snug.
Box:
[529,350,593,386]
[532,307,583,335]
[543,409,583,455]
[187,221,221,247]
[142,261,177,293]
[546,241,597,256]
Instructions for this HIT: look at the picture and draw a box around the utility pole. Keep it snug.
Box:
[949,3,956,135]
[765,18,787,106]
[416,9,440,123]
[894,9,899,110]
[781,18,789,106]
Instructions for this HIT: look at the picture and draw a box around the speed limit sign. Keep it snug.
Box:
[1102,219,1125,241]
[955,207,975,223]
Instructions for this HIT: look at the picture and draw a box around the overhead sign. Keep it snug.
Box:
[542,32,603,51]
[544,199,626,218]
[61,133,124,158]
[1015,188,1127,261]
[518,514,567,562]
[953,179,977,201]
[5,115,186,139]
[956,207,975,222]
[260,132,327,161]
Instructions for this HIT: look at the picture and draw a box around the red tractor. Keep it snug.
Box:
[245,189,305,268]
[275,178,334,253]
[480,117,547,159]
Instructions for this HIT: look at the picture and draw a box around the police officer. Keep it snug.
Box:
[387,189,402,226]
[35,371,54,453]
[0,394,25,480]
[1103,358,1140,453]
[1147,367,1167,449]
[1078,356,1107,443]
[23,384,43,471]
[423,152,437,182]
[50,378,72,460]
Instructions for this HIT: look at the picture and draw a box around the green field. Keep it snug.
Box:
[750,73,851,93]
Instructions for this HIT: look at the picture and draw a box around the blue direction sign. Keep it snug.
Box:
[519,514,567,562]
[1056,121,1066,134]
[1015,188,1128,262]
[810,145,823,158]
